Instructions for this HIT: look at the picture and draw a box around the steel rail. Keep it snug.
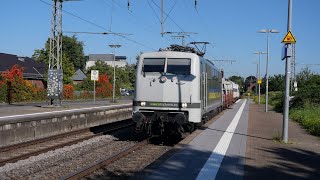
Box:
[0,120,134,167]
[61,140,148,180]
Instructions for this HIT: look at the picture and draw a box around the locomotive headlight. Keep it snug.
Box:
[140,101,146,106]
[160,76,167,83]
[171,76,177,82]
[182,102,187,108]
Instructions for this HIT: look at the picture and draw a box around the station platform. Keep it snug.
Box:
[0,99,132,117]
[143,99,320,180]
[0,99,132,147]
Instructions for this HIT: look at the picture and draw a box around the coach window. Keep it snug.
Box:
[143,58,165,73]
[167,58,191,75]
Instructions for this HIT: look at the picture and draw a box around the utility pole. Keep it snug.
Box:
[161,0,164,36]
[48,0,80,106]
[283,0,293,143]
[48,0,63,106]
[255,62,258,95]
[109,44,122,103]
[258,29,279,112]
[159,1,197,37]
[254,52,267,104]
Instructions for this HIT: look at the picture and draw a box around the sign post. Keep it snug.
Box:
[91,70,99,103]
[281,0,294,144]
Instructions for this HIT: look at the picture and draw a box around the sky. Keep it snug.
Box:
[1,0,320,78]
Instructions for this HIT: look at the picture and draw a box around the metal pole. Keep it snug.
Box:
[258,53,261,104]
[112,48,116,103]
[109,44,121,103]
[283,0,292,143]
[161,0,164,36]
[256,63,258,95]
[265,31,270,112]
[94,80,96,103]
[182,36,185,46]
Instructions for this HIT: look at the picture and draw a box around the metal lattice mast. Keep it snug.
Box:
[49,0,62,70]
[57,1,63,69]
[48,0,63,106]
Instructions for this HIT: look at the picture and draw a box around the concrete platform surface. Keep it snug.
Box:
[142,99,320,180]
[0,99,132,117]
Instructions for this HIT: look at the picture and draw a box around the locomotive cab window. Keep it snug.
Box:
[166,58,191,75]
[143,58,165,73]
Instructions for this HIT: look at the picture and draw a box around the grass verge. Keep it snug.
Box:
[290,105,320,136]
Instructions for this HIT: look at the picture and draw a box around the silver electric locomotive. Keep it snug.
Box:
[132,46,222,136]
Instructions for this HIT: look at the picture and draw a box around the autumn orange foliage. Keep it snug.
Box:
[63,84,75,99]
[96,74,112,98]
[0,64,46,102]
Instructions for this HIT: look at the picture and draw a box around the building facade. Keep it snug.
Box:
[86,54,127,70]
[0,53,46,88]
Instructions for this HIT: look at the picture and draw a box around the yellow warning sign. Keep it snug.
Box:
[282,31,296,44]
[258,79,262,84]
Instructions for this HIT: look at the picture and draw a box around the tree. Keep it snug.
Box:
[62,54,75,84]
[244,76,257,93]
[291,68,320,108]
[296,67,314,85]
[86,61,136,91]
[96,74,113,98]
[62,35,86,70]
[126,64,136,88]
[268,74,285,92]
[32,35,86,83]
[0,65,45,102]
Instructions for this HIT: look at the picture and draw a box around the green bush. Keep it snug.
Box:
[290,105,320,136]
[269,91,284,112]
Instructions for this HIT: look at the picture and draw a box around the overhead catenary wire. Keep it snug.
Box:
[147,0,162,24]
[109,0,114,31]
[102,0,174,46]
[103,0,193,47]
[163,0,178,23]
[149,0,199,44]
[39,0,156,51]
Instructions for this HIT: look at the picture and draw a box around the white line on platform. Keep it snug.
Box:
[196,99,247,180]
[235,99,241,104]
[0,103,132,120]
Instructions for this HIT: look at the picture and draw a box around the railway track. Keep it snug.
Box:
[0,119,134,167]
[61,140,149,180]
[60,110,223,179]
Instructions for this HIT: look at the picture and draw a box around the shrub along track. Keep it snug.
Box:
[0,119,134,167]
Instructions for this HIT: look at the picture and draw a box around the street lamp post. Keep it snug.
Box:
[254,52,267,104]
[258,29,279,112]
[252,62,258,95]
[109,44,122,103]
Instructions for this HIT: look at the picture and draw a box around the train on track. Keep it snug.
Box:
[132,45,240,137]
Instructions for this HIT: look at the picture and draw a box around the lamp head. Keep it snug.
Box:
[254,52,267,54]
[270,29,279,33]
[257,29,279,33]
[257,29,267,33]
